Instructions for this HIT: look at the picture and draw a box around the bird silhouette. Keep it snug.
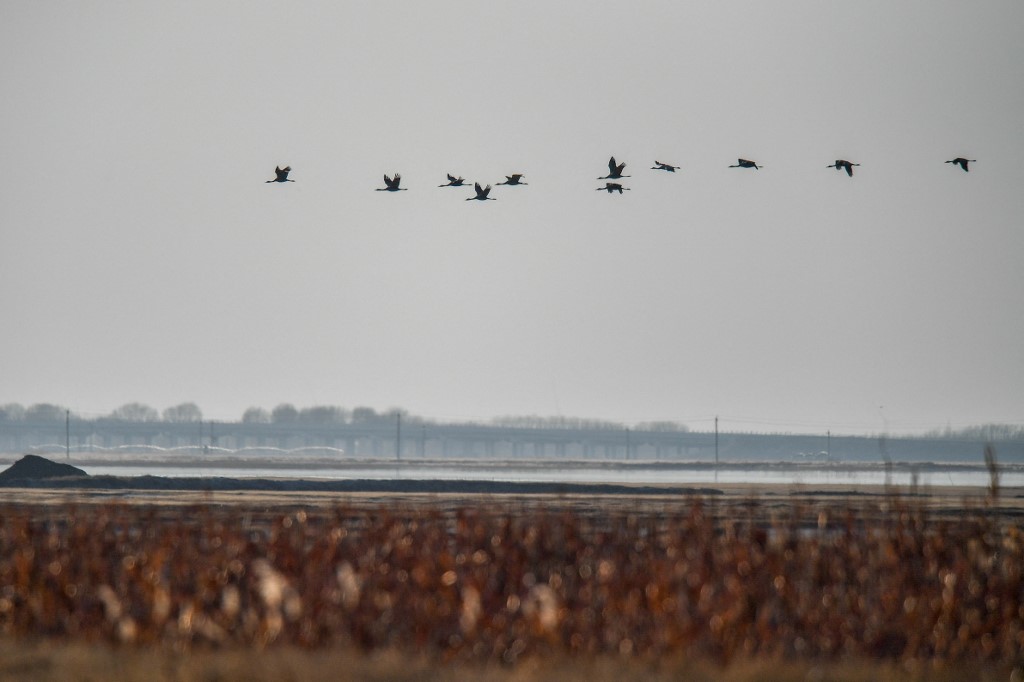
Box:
[266,166,294,183]
[827,159,860,177]
[466,183,496,201]
[377,174,407,191]
[497,174,527,185]
[599,157,629,179]
[651,161,679,172]
[596,182,630,194]
[946,157,976,172]
[439,174,469,187]
[729,159,761,170]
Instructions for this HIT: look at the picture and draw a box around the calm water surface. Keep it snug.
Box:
[79,464,1023,488]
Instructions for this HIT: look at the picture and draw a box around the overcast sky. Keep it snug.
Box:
[2,2,1022,435]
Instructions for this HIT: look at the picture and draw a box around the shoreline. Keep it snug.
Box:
[1,454,1020,511]
[5,452,1022,472]
[0,476,1020,515]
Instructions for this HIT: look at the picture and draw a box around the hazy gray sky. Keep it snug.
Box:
[2,2,1022,434]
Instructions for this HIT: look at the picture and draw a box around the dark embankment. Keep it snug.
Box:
[0,454,87,482]
[0,455,720,496]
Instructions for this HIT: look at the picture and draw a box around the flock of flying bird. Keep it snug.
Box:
[265,155,978,199]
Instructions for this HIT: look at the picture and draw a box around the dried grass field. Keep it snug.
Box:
[0,484,1022,681]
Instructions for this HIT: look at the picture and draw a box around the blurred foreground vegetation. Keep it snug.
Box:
[0,492,1021,681]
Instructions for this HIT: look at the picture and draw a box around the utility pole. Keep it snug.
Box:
[396,412,402,462]
[714,416,719,467]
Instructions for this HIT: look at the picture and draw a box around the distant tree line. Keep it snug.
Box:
[1,402,689,433]
[0,402,204,424]
[0,403,449,428]
[2,401,1022,440]
[242,404,421,426]
[923,423,1024,441]
[0,402,421,427]
[490,415,689,432]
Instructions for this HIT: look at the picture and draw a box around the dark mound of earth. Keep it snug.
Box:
[0,454,88,483]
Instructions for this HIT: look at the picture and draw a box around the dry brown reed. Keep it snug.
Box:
[0,494,1021,672]
[985,443,1000,499]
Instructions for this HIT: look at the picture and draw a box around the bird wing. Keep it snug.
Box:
[608,157,617,173]
[481,184,491,198]
[447,173,457,183]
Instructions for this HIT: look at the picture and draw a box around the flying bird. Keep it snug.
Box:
[651,161,679,172]
[596,182,630,194]
[599,156,629,179]
[439,174,469,187]
[497,174,527,185]
[266,166,294,183]
[729,159,761,170]
[827,159,860,177]
[377,174,407,191]
[946,157,976,172]
[466,183,496,201]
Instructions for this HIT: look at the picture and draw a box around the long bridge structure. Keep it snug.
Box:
[1,420,712,460]
[2,419,1022,464]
